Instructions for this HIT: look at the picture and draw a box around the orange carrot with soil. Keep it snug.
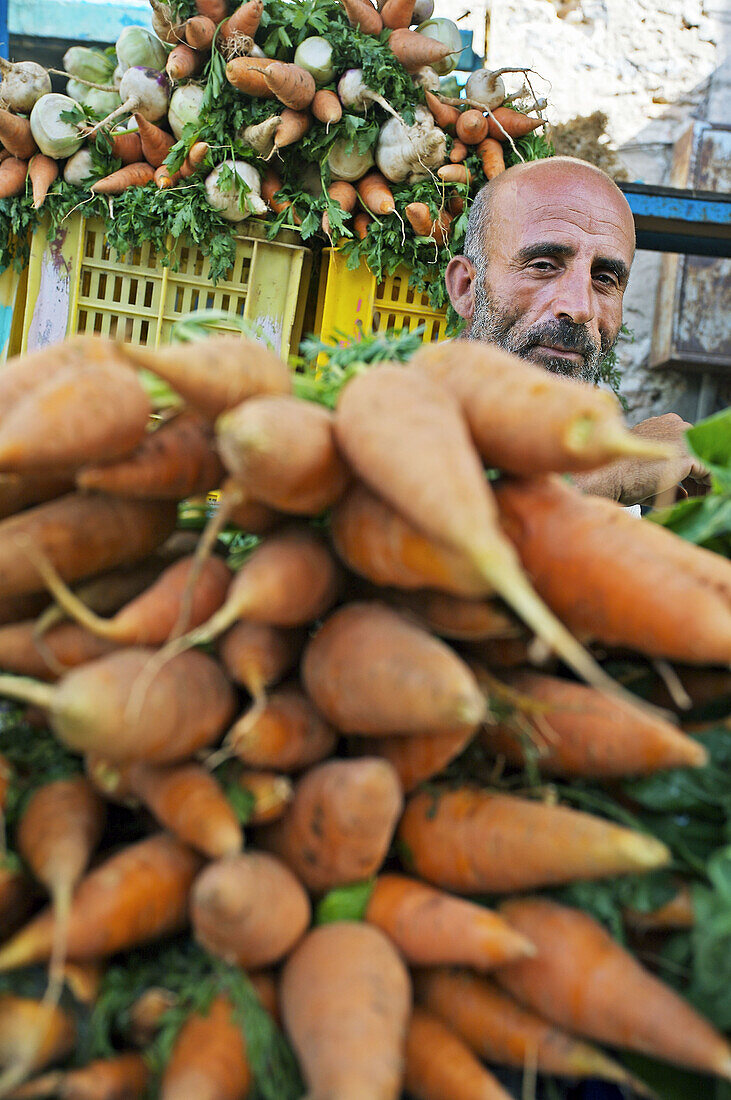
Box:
[357,170,395,215]
[184,14,216,50]
[381,0,415,27]
[397,786,671,894]
[231,769,293,824]
[227,682,337,771]
[416,969,653,1092]
[219,0,263,40]
[281,921,411,1100]
[362,874,535,969]
[31,553,231,646]
[217,395,350,515]
[219,622,303,698]
[348,727,474,793]
[77,412,224,500]
[476,137,505,179]
[258,757,403,893]
[481,668,708,777]
[0,868,35,943]
[8,1052,150,1099]
[0,473,75,522]
[225,56,275,96]
[495,474,731,664]
[0,156,28,198]
[386,589,523,642]
[331,481,492,597]
[312,89,342,126]
[339,0,383,34]
[122,335,292,421]
[354,211,372,239]
[0,834,201,971]
[496,896,731,1079]
[0,337,113,419]
[624,882,695,929]
[258,62,315,110]
[271,109,310,154]
[389,26,458,68]
[322,180,356,235]
[0,647,236,763]
[425,91,459,131]
[166,42,204,81]
[196,0,227,19]
[449,139,469,162]
[487,106,544,139]
[438,163,471,185]
[412,341,668,476]
[0,111,37,159]
[0,621,117,679]
[108,130,143,165]
[28,155,57,209]
[334,364,621,695]
[133,113,175,167]
[191,851,310,968]
[160,994,251,1100]
[456,109,488,145]
[303,601,486,737]
[178,139,209,177]
[404,1007,513,1100]
[0,494,176,599]
[90,163,155,194]
[405,202,452,246]
[0,997,75,1080]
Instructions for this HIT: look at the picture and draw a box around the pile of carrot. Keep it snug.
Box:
[0,327,728,1100]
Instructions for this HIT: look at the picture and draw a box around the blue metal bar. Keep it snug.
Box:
[618,182,731,257]
[0,0,8,58]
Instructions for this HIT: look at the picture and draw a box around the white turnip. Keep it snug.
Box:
[115,27,168,73]
[91,67,171,132]
[294,37,335,86]
[327,136,374,181]
[205,160,267,221]
[149,0,186,45]
[63,147,95,187]
[411,0,434,22]
[0,59,51,114]
[29,94,85,158]
[167,83,204,139]
[63,47,115,84]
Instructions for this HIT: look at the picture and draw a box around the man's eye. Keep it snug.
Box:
[595,271,619,287]
[529,260,556,271]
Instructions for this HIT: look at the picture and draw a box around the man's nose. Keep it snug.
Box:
[550,271,595,326]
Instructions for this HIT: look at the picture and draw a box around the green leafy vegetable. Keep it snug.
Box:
[315,880,375,924]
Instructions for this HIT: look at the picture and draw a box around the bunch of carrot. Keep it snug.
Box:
[0,329,728,1100]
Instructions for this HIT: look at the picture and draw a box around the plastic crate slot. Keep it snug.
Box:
[126,279,139,307]
[405,286,416,305]
[76,309,87,333]
[96,272,107,300]
[143,281,155,310]
[112,275,123,304]
[84,232,96,259]
[80,270,91,298]
[139,319,150,343]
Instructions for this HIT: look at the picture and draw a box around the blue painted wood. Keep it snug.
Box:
[8,0,150,42]
[0,0,8,57]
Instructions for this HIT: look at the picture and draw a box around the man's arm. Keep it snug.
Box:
[571,413,711,506]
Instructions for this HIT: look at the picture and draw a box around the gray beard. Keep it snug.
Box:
[466,270,615,385]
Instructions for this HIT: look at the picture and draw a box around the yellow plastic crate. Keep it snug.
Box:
[313,248,449,346]
[0,261,28,363]
[21,216,313,360]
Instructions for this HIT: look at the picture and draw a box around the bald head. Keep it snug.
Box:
[446,156,635,382]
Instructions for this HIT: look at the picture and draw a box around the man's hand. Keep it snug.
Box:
[572,413,711,506]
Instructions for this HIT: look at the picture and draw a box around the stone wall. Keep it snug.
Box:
[434,0,728,423]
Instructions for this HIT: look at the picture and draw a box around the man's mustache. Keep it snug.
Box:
[519,320,600,360]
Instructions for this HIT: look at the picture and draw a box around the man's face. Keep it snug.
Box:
[462,166,635,383]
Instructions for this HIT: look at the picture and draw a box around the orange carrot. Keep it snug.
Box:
[219,0,263,40]
[353,211,372,239]
[0,494,176,599]
[160,995,250,1100]
[404,1007,513,1100]
[348,727,474,793]
[0,867,35,944]
[154,164,178,189]
[481,669,708,777]
[381,0,415,28]
[184,13,216,50]
[258,757,403,893]
[331,481,490,597]
[497,897,731,1078]
[311,88,342,126]
[126,988,177,1046]
[195,0,227,19]
[10,1053,150,1099]
[398,786,670,894]
[463,634,533,669]
[416,969,651,1091]
[108,130,143,165]
[228,682,337,771]
[387,589,522,641]
[0,591,49,626]
[0,336,108,418]
[166,42,204,81]
[405,201,452,246]
[232,768,293,823]
[122,335,292,421]
[425,90,459,131]
[438,163,471,185]
[0,110,37,159]
[0,647,236,763]
[225,56,275,96]
[0,361,151,475]
[178,139,209,177]
[334,364,614,694]
[303,601,486,737]
[28,155,58,209]
[77,412,223,500]
[0,996,75,1078]
[133,113,175,168]
[322,179,357,235]
[449,139,468,162]
[357,169,395,215]
[191,851,310,967]
[0,835,201,971]
[339,0,383,34]
[495,475,731,664]
[259,61,316,110]
[0,472,75,522]
[219,622,303,698]
[217,395,350,515]
[412,341,665,476]
[487,106,544,139]
[270,109,310,155]
[365,874,534,969]
[0,620,116,679]
[476,136,505,179]
[0,157,28,198]
[281,922,411,1098]
[389,27,456,70]
[90,162,155,194]
[456,109,488,145]
[624,882,695,930]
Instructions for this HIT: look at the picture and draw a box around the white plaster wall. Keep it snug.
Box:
[434,0,728,422]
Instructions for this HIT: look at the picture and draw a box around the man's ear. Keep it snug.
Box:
[445,255,476,321]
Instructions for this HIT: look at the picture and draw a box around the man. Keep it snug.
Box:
[445,156,709,506]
